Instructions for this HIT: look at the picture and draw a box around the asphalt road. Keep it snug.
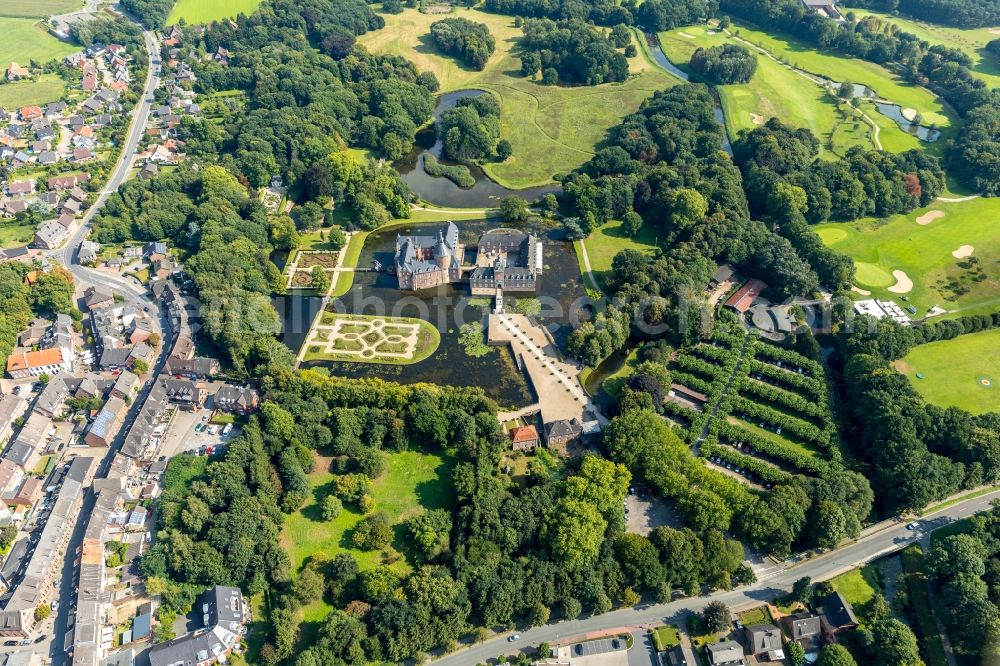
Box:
[430,488,1000,665]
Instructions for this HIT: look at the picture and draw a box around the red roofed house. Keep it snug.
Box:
[73,147,94,162]
[510,425,540,452]
[724,278,768,314]
[19,106,42,121]
[82,66,98,92]
[6,347,72,378]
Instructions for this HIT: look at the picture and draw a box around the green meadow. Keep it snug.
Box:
[816,197,1000,317]
[895,329,1000,415]
[0,0,79,17]
[0,18,77,68]
[166,0,263,25]
[358,8,676,189]
[852,9,1000,90]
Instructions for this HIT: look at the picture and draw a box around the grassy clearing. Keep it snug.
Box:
[0,18,77,66]
[900,544,949,666]
[650,625,680,651]
[282,450,455,574]
[816,197,1000,317]
[830,565,880,627]
[580,219,660,287]
[660,25,884,158]
[0,220,37,248]
[738,606,772,626]
[731,21,955,131]
[166,0,263,25]
[851,9,1000,90]
[358,8,676,188]
[894,329,1000,415]
[0,72,66,108]
[0,0,79,17]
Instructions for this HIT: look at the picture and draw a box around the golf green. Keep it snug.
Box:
[895,329,1000,415]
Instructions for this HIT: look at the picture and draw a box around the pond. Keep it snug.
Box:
[273,294,324,354]
[396,90,561,207]
[873,102,942,141]
[298,218,595,408]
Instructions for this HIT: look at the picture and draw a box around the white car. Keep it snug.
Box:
[508,634,521,642]
[906,521,921,531]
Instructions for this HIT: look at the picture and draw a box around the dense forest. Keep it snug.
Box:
[517,18,630,85]
[720,0,1000,195]
[844,0,1000,29]
[438,94,508,161]
[430,18,496,70]
[120,0,174,27]
[690,43,758,84]
[636,0,718,31]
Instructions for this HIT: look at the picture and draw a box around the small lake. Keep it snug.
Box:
[273,294,324,353]
[397,90,561,208]
[873,102,941,141]
[298,219,595,408]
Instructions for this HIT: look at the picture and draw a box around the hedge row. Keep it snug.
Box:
[690,343,738,365]
[754,343,822,376]
[747,360,825,399]
[738,377,829,425]
[671,370,713,396]
[731,396,832,449]
[714,421,829,475]
[674,353,729,380]
[702,440,793,486]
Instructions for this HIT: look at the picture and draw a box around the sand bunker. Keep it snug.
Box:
[887,270,913,294]
[991,28,1000,35]
[678,32,696,38]
[901,108,918,121]
[952,245,974,258]
[706,30,718,35]
[916,210,944,225]
[851,285,871,296]
[750,113,765,125]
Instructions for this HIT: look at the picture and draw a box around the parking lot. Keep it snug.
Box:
[156,404,240,460]
[565,637,629,666]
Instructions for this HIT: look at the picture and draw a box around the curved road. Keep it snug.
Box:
[430,488,1000,665]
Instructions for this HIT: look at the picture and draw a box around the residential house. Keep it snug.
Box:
[139,162,158,180]
[162,378,206,409]
[820,591,858,632]
[83,286,115,310]
[6,62,28,81]
[510,425,539,451]
[44,101,67,118]
[214,47,230,64]
[1,200,26,217]
[150,254,176,280]
[72,147,94,163]
[0,394,28,446]
[544,418,583,447]
[18,106,42,122]
[785,612,823,654]
[802,0,844,20]
[165,356,219,379]
[8,477,43,508]
[663,645,688,666]
[6,347,72,378]
[705,640,746,666]
[143,241,167,256]
[84,396,127,447]
[33,219,70,250]
[48,172,90,190]
[111,370,139,401]
[213,385,259,414]
[29,140,50,154]
[18,319,49,347]
[6,180,34,197]
[147,586,248,666]
[78,240,100,264]
[34,379,69,419]
[0,459,24,496]
[37,151,58,166]
[744,624,785,661]
[82,67,97,92]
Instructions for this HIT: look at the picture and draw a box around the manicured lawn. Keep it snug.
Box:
[581,219,660,287]
[0,0,80,18]
[900,544,949,666]
[303,313,441,365]
[660,25,885,158]
[282,449,455,575]
[731,21,956,131]
[816,197,1000,317]
[0,220,36,248]
[738,606,772,626]
[358,8,676,188]
[0,19,78,66]
[650,625,680,651]
[831,565,881,626]
[166,0,262,25]
[852,9,1000,90]
[0,73,67,108]
[894,329,1000,415]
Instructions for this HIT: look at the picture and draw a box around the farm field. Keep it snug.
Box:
[0,18,78,68]
[166,0,263,25]
[851,9,1000,90]
[0,0,79,17]
[358,8,676,189]
[816,197,1000,317]
[894,329,999,415]
[659,24,896,157]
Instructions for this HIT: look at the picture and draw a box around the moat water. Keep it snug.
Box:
[291,219,594,408]
[396,90,560,208]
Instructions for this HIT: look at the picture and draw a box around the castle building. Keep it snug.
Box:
[394,223,463,291]
[469,228,542,295]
